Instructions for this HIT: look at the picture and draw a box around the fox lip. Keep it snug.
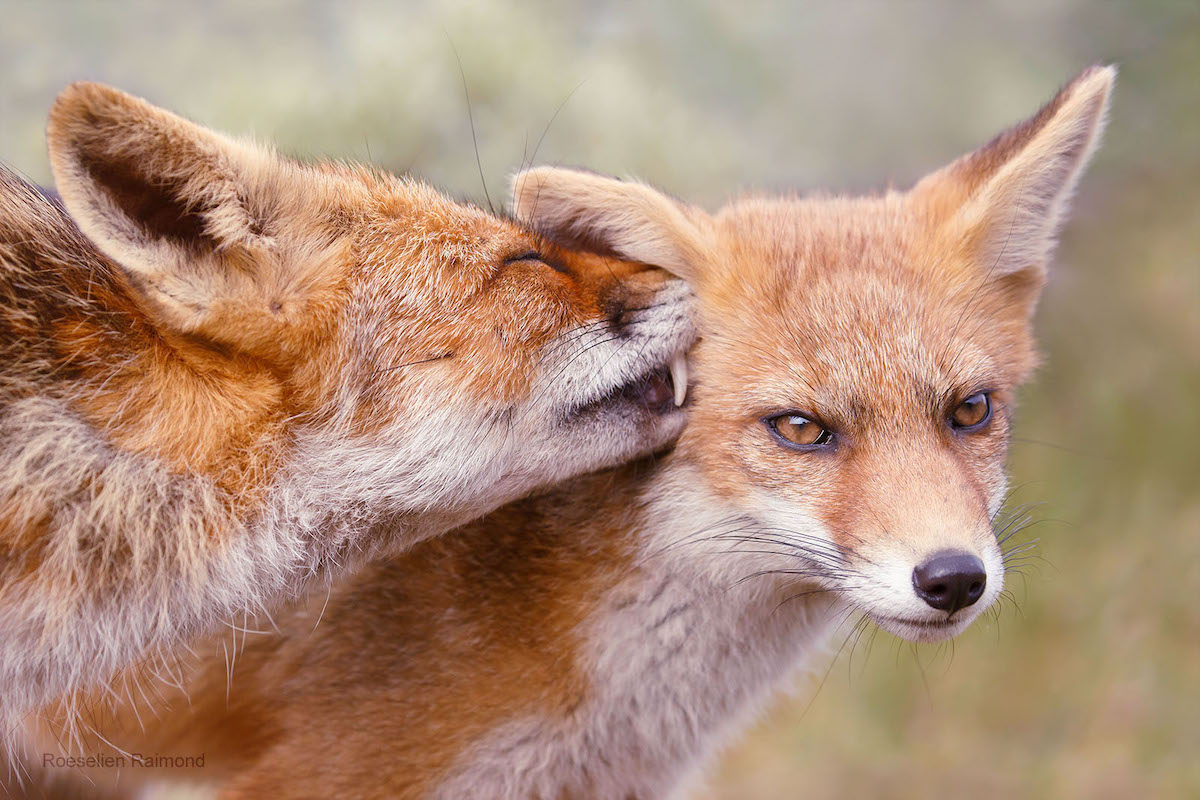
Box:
[870,612,973,643]
[882,615,958,629]
[621,366,677,414]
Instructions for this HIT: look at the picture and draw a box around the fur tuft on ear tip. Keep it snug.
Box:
[509,166,615,245]
[47,83,186,177]
[48,81,122,132]
[1073,63,1118,95]
[1054,62,1117,140]
[47,82,287,263]
[49,81,136,126]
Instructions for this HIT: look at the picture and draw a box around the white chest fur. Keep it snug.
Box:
[435,481,845,799]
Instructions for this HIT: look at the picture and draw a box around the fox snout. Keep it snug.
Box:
[850,521,1005,643]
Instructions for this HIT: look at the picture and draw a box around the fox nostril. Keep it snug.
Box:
[912,551,987,614]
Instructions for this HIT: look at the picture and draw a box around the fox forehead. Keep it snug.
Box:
[341,174,611,322]
[312,173,641,411]
[339,174,521,286]
[698,194,1034,427]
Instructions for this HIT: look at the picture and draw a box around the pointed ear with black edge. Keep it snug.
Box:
[913,65,1115,290]
[47,82,351,359]
[511,167,714,284]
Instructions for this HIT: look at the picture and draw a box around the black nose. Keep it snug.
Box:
[912,551,987,614]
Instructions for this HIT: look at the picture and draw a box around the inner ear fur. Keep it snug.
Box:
[48,83,277,260]
[913,65,1115,281]
[511,167,713,283]
[47,82,353,359]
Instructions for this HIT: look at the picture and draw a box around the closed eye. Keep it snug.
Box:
[504,250,544,264]
[504,250,570,275]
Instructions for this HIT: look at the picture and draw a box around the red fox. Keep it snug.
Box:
[0,83,695,750]
[21,66,1112,799]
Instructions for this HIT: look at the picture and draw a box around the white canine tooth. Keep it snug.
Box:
[670,351,688,407]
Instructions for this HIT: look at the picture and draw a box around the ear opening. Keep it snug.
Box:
[76,147,216,248]
[48,82,273,265]
[46,83,348,360]
[914,65,1115,280]
[511,167,713,283]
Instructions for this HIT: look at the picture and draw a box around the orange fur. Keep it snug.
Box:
[21,67,1113,798]
[0,83,695,759]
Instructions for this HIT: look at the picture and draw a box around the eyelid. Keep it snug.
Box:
[959,389,995,410]
[504,251,572,275]
[504,251,544,264]
[960,386,997,403]
[763,408,834,431]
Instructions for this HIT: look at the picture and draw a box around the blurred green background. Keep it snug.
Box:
[3,1,1197,797]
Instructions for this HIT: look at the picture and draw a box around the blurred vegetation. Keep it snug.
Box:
[3,1,1197,797]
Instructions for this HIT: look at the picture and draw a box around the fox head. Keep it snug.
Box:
[42,83,694,524]
[514,67,1113,641]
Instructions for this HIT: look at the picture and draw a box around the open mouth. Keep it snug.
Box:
[620,351,689,413]
[571,351,690,419]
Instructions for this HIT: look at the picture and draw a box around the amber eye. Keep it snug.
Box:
[765,413,835,450]
[950,392,992,431]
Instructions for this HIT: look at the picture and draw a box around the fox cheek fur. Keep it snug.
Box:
[0,83,695,745]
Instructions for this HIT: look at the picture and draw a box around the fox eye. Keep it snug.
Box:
[950,392,992,431]
[765,413,834,450]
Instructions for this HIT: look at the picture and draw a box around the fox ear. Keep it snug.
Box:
[511,167,713,283]
[914,65,1115,283]
[47,82,350,358]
